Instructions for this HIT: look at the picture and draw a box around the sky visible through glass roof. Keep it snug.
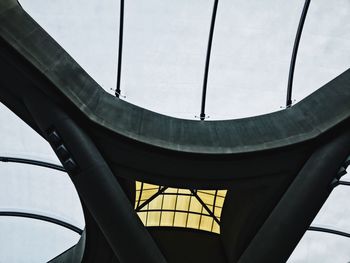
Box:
[16,0,350,120]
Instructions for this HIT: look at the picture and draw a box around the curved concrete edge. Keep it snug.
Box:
[0,0,350,155]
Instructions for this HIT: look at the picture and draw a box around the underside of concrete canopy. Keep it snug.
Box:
[1,0,350,262]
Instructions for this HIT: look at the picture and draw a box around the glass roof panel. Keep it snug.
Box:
[19,0,120,94]
[288,231,350,262]
[121,0,212,119]
[0,103,58,164]
[0,217,80,262]
[0,102,84,228]
[0,162,84,229]
[311,185,350,234]
[19,0,349,120]
[205,0,305,119]
[135,182,227,233]
[293,0,350,104]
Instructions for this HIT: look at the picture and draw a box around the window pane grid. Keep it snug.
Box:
[135,181,227,233]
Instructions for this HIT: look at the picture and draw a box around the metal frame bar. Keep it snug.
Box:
[135,186,168,212]
[158,188,165,225]
[136,182,144,208]
[185,193,192,227]
[286,0,311,107]
[200,0,219,120]
[211,189,218,231]
[115,0,124,98]
[191,189,221,225]
[331,180,350,188]
[172,189,179,225]
[0,156,65,172]
[135,186,222,227]
[338,180,350,186]
[0,211,83,234]
[198,190,226,198]
[308,226,350,238]
[137,209,214,218]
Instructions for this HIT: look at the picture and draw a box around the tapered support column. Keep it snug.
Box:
[22,90,166,263]
[238,130,350,263]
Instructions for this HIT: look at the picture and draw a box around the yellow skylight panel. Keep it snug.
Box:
[160,211,174,226]
[212,222,220,233]
[135,190,141,203]
[178,188,190,194]
[206,204,214,212]
[214,208,221,217]
[139,189,158,203]
[187,214,201,229]
[189,197,202,213]
[217,190,226,197]
[166,188,178,193]
[136,181,142,189]
[174,212,187,227]
[148,195,162,210]
[135,181,227,234]
[200,190,216,196]
[138,211,147,223]
[147,211,161,226]
[197,192,214,205]
[143,183,158,190]
[162,194,176,210]
[199,216,213,232]
[216,196,225,207]
[176,195,190,211]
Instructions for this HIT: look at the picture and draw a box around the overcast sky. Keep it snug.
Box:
[0,0,350,262]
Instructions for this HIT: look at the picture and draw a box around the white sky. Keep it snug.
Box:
[0,0,349,262]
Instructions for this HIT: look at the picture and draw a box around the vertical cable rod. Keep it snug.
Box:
[286,0,311,107]
[115,0,124,98]
[199,0,219,120]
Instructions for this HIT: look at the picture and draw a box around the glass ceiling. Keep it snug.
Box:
[293,0,350,103]
[0,216,80,262]
[0,103,59,164]
[19,0,350,120]
[0,103,85,261]
[311,185,350,234]
[288,232,350,263]
[205,0,303,119]
[0,162,84,229]
[1,0,350,261]
[135,182,227,234]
